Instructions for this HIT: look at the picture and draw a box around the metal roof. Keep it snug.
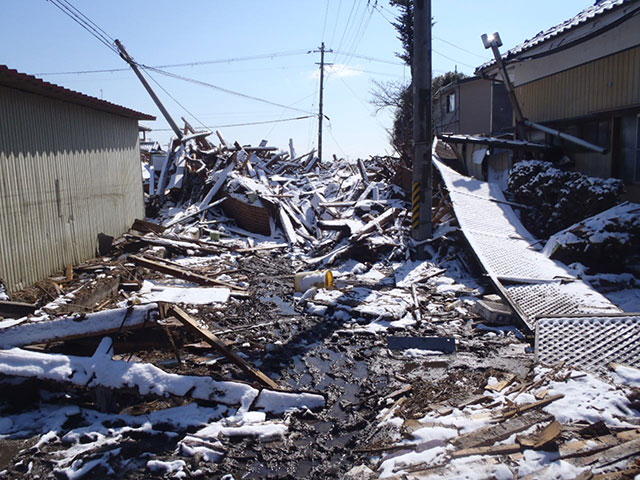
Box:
[0,65,155,121]
[477,0,636,72]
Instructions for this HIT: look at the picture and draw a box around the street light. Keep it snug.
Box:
[481,32,502,49]
[481,31,526,137]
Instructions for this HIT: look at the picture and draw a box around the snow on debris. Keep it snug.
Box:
[370,364,639,478]
[134,280,230,304]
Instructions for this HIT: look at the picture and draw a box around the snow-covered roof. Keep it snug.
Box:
[437,133,549,150]
[477,0,637,72]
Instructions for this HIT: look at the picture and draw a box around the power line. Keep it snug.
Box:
[433,36,491,61]
[151,115,314,131]
[35,49,312,76]
[144,66,317,116]
[46,0,118,54]
[332,51,403,66]
[432,49,477,69]
[321,0,330,41]
[139,66,208,129]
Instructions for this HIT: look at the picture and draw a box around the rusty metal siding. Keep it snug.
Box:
[516,45,640,122]
[0,85,144,292]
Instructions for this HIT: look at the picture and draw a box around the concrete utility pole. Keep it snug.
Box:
[411,0,433,256]
[314,42,332,164]
[481,33,526,139]
[115,39,183,139]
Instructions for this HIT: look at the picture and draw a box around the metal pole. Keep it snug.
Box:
[115,39,183,139]
[411,0,433,255]
[525,120,607,154]
[487,43,527,139]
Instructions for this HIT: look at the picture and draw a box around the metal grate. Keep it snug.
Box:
[536,316,640,371]
[433,156,621,331]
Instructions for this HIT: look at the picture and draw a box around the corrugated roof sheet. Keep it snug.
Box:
[477,0,635,71]
[0,65,155,121]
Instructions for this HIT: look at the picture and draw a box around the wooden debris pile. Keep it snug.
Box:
[362,364,640,478]
[0,228,325,415]
[145,124,410,266]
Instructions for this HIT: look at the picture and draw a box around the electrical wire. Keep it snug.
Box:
[46,0,118,54]
[321,0,330,41]
[433,36,491,61]
[143,66,317,116]
[35,49,312,76]
[152,115,315,131]
[139,66,209,129]
[332,51,403,66]
[432,50,477,69]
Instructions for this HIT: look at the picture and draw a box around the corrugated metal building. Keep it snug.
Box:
[477,0,640,200]
[433,76,512,136]
[0,66,154,292]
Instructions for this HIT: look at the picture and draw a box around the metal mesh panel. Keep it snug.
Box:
[536,316,640,371]
[433,157,621,331]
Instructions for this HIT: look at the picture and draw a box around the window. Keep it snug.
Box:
[446,93,455,113]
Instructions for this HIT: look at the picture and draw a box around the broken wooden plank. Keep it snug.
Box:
[499,394,564,419]
[0,301,37,319]
[0,304,159,349]
[571,437,640,468]
[164,198,226,228]
[357,158,370,183]
[278,207,302,245]
[350,208,400,243]
[168,305,279,390]
[130,255,243,292]
[453,410,554,450]
[485,374,517,393]
[517,421,562,449]
[132,218,167,234]
[451,443,522,458]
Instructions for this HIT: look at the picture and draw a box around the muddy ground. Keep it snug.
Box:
[0,248,534,479]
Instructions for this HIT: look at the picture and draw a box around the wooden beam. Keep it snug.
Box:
[168,306,279,390]
[132,218,166,234]
[453,410,554,450]
[0,301,37,319]
[130,255,243,292]
[451,443,522,458]
[0,304,158,349]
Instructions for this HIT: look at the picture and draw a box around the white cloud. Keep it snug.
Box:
[309,63,363,80]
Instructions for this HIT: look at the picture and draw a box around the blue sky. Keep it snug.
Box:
[2,0,591,158]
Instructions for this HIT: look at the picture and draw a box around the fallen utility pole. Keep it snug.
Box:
[411,0,433,256]
[115,39,183,139]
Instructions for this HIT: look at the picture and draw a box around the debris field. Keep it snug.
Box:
[0,129,639,479]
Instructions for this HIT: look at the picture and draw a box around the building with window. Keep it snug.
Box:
[477,0,640,199]
[433,76,512,136]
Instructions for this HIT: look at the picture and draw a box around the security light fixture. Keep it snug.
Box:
[481,32,502,49]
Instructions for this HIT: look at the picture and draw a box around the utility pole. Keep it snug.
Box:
[115,39,183,139]
[481,33,526,139]
[411,0,433,256]
[314,42,332,164]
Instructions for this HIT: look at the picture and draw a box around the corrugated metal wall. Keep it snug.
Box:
[516,45,640,122]
[0,85,144,292]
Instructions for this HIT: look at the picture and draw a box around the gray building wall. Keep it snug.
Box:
[0,85,144,291]
[458,80,491,135]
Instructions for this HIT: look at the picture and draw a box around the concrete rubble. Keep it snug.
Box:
[0,128,638,479]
